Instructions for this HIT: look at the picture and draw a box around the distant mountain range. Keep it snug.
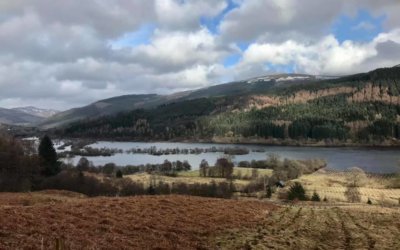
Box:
[0,107,58,126]
[3,65,400,143]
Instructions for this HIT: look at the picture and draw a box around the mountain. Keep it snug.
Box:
[0,107,44,126]
[0,106,58,126]
[12,106,59,118]
[40,94,165,129]
[54,66,400,145]
[40,73,320,129]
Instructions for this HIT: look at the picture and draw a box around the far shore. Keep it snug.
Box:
[52,136,400,149]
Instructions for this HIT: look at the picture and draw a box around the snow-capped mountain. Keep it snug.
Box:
[245,73,316,84]
[12,106,59,118]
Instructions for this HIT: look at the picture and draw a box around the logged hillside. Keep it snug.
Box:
[56,66,400,145]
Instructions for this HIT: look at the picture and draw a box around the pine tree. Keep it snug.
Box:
[266,185,272,198]
[38,135,60,177]
[287,182,307,201]
[116,169,123,178]
[311,191,321,202]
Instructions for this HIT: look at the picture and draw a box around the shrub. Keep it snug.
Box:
[367,198,372,205]
[287,182,308,201]
[38,170,118,197]
[344,186,361,203]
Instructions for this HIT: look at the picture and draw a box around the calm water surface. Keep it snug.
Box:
[65,141,400,173]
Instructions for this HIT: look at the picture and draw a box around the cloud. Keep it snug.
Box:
[235,29,400,77]
[155,0,227,31]
[219,0,343,43]
[352,21,376,31]
[219,0,400,43]
[0,0,399,110]
[129,28,231,73]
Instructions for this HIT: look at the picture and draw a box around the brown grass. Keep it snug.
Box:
[0,193,276,249]
[0,190,86,207]
[215,204,400,249]
[126,172,251,187]
[293,169,400,205]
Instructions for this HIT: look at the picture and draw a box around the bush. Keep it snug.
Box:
[287,182,308,201]
[38,171,118,197]
[344,186,361,203]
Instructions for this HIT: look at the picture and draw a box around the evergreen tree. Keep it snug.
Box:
[116,169,123,178]
[266,185,272,198]
[311,191,321,202]
[367,198,372,205]
[287,182,307,201]
[38,135,60,177]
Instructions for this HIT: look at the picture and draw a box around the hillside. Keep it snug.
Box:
[55,66,400,145]
[0,106,58,126]
[11,106,58,118]
[0,107,44,126]
[1,192,399,249]
[0,193,275,249]
[40,74,319,129]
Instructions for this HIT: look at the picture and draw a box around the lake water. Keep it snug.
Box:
[64,141,400,174]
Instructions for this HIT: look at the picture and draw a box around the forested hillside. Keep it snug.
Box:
[56,66,400,145]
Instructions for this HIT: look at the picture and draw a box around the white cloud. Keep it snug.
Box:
[0,0,399,110]
[219,0,400,43]
[155,0,226,30]
[130,28,230,72]
[235,29,400,77]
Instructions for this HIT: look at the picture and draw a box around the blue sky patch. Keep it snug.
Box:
[200,0,239,34]
[332,9,386,43]
[224,53,241,67]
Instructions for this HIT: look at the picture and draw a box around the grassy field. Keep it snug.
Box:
[126,167,273,189]
[292,169,400,205]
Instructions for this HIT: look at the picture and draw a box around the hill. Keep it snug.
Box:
[11,106,58,118]
[40,73,319,129]
[55,66,400,145]
[0,106,58,126]
[0,107,44,126]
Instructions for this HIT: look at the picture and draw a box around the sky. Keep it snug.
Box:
[1,0,400,110]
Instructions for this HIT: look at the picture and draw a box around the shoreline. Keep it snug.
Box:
[55,136,400,149]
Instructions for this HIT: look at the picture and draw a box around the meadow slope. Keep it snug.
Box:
[0,192,275,249]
